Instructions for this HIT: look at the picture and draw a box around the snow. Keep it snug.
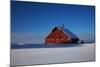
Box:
[10,43,95,66]
[57,27,78,38]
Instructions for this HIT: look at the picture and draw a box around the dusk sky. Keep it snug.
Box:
[11,1,95,44]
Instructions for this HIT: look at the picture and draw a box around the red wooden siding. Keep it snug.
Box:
[45,28,71,44]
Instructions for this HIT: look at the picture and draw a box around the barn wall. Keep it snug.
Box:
[45,29,71,44]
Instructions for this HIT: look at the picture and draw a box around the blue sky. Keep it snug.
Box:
[11,1,95,44]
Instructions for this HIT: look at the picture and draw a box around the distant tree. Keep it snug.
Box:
[81,41,84,43]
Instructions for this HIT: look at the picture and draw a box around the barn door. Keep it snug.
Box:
[56,39,59,44]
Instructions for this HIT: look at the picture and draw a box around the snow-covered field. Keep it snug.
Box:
[10,43,95,66]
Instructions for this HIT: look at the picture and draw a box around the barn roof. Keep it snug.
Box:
[57,26,79,39]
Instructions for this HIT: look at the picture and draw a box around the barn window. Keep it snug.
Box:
[56,39,59,44]
[61,39,63,40]
[67,38,70,42]
[46,39,50,42]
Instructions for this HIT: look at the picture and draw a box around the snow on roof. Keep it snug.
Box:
[57,26,79,39]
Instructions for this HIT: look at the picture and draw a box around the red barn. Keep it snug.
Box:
[45,26,79,44]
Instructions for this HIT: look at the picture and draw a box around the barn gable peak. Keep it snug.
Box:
[57,24,64,30]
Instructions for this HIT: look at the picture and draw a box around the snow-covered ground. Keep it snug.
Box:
[10,43,95,66]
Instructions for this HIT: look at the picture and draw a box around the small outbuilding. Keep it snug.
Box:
[45,25,79,44]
